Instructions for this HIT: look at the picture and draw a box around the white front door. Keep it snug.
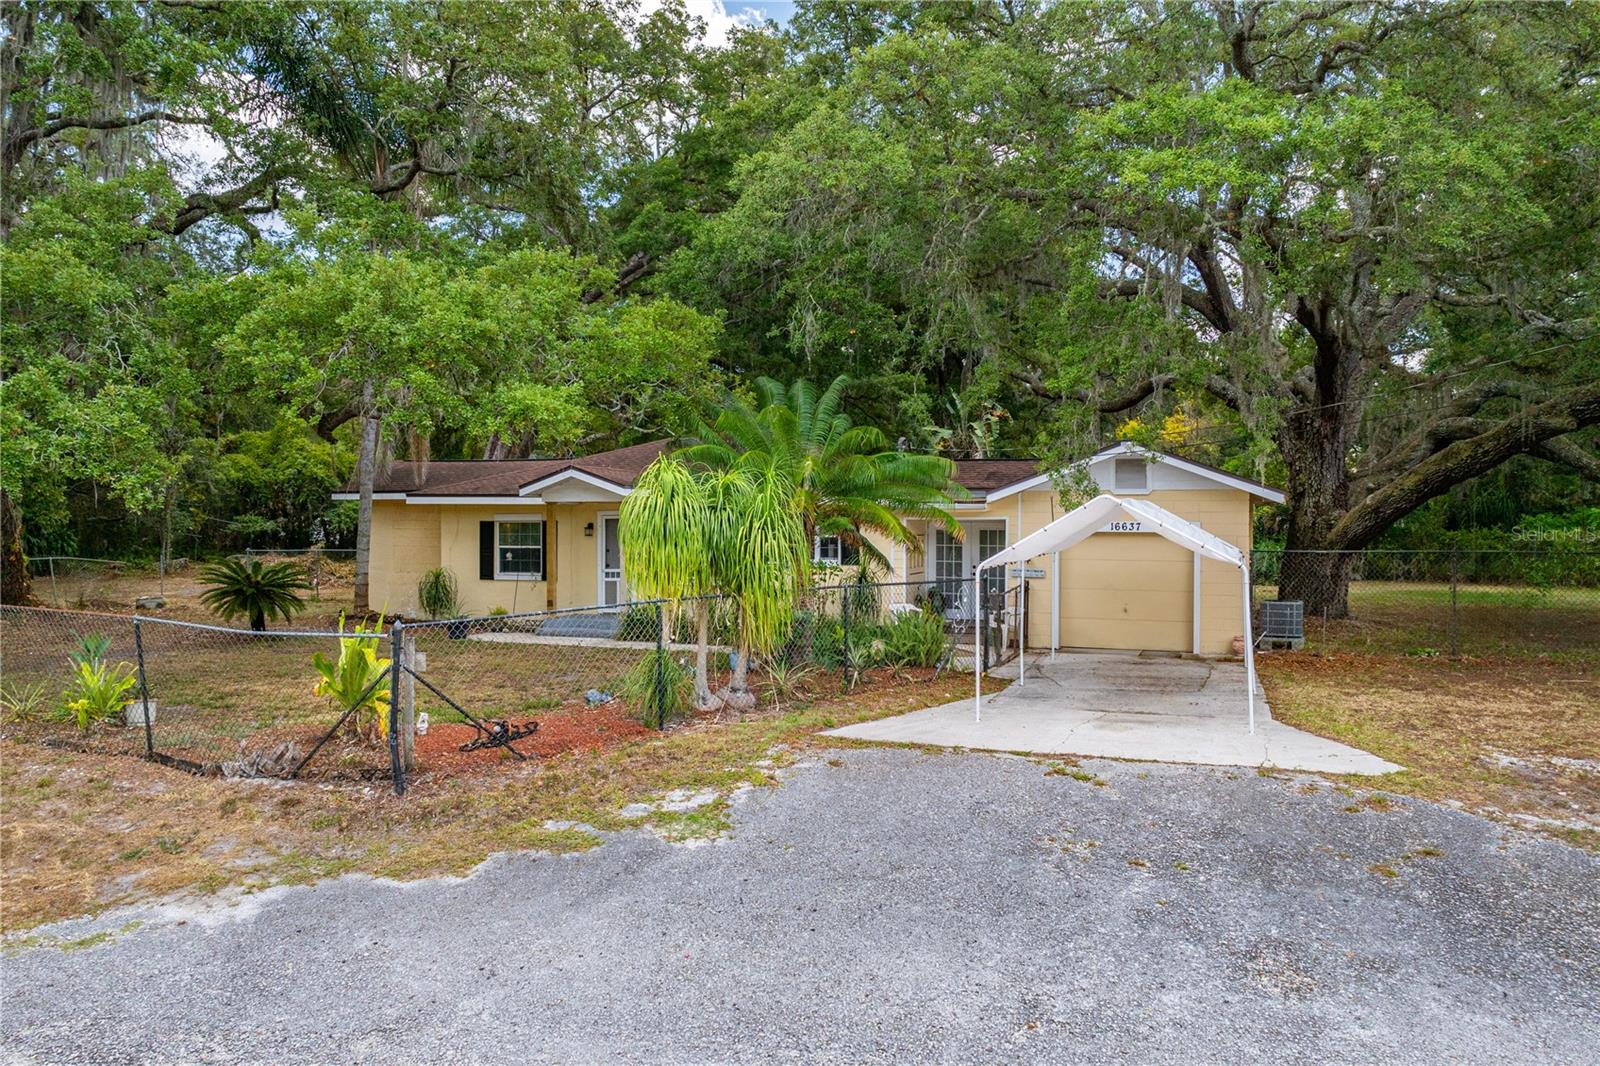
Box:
[931,522,1006,620]
[599,514,625,607]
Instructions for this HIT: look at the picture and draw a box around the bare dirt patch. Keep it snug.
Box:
[1259,651,1600,848]
[1,668,975,932]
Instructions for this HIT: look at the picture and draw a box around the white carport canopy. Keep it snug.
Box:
[973,494,1259,731]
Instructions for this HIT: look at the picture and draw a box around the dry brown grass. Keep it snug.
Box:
[1259,651,1600,849]
[1,669,982,933]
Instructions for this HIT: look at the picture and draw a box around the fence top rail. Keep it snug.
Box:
[402,596,674,631]
[26,556,126,565]
[1253,547,1600,556]
[0,604,377,640]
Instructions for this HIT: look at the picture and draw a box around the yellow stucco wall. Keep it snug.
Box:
[365,483,1255,653]
[366,502,618,617]
[365,502,440,617]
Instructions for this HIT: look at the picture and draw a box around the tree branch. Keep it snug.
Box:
[1330,381,1600,549]
[1531,436,1600,482]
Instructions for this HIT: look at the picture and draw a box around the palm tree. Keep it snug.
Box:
[707,457,810,709]
[619,455,811,712]
[198,559,313,632]
[676,375,966,570]
[619,456,719,709]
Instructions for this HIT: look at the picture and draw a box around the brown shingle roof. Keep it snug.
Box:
[951,458,1045,494]
[349,441,670,497]
[349,440,1277,501]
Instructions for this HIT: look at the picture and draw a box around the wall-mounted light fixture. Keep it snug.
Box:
[584,522,595,537]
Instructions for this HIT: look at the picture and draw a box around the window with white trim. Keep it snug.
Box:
[1113,458,1149,492]
[496,520,544,579]
[814,535,859,566]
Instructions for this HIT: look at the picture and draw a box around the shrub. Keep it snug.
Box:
[311,614,391,743]
[761,658,815,711]
[0,680,50,722]
[199,558,312,631]
[618,649,695,727]
[878,611,951,668]
[58,658,138,731]
[416,567,460,619]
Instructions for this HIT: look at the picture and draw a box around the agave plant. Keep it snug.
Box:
[199,558,313,631]
[311,613,391,743]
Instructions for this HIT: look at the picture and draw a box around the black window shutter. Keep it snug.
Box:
[479,521,494,580]
[539,520,548,581]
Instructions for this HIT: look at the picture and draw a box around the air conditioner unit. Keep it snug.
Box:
[1259,600,1305,650]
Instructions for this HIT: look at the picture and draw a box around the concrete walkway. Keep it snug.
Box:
[826,651,1402,775]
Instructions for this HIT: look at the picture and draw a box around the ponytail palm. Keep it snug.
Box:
[619,457,719,709]
[677,374,965,570]
[707,458,809,709]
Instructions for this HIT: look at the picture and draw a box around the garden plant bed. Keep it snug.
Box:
[412,702,655,775]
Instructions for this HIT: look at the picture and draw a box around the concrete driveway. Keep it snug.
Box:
[826,652,1401,774]
[2,749,1594,1064]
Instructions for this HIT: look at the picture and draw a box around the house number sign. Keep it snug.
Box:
[1101,520,1145,532]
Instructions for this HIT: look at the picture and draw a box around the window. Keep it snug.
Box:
[496,520,544,579]
[1113,458,1149,492]
[814,536,860,566]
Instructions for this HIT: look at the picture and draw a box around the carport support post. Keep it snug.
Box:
[974,563,985,723]
[1240,566,1256,734]
[1018,563,1026,686]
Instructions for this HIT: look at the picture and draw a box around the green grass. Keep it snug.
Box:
[1257,580,1599,659]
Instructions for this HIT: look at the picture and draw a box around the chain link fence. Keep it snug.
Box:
[2,580,987,794]
[0,607,393,779]
[25,557,147,609]
[1252,549,1600,658]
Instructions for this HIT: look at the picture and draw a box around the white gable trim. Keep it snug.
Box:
[977,443,1283,505]
[517,469,633,498]
[406,496,545,506]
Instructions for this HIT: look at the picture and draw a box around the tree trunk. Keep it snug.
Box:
[0,487,30,605]
[353,381,379,616]
[1276,344,1363,617]
[692,600,720,711]
[718,617,756,712]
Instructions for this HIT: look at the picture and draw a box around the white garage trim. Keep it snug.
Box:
[975,494,1257,733]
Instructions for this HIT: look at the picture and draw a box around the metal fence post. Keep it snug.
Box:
[132,616,155,758]
[1449,548,1460,657]
[388,621,407,795]
[654,601,667,729]
[840,588,852,686]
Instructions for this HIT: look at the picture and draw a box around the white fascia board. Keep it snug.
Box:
[981,474,1053,504]
[517,469,633,497]
[405,496,544,506]
[330,492,405,502]
[1089,442,1286,504]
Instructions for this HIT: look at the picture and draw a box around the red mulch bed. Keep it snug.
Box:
[413,702,653,775]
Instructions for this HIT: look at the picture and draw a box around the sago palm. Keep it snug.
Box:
[198,559,313,631]
[676,374,965,570]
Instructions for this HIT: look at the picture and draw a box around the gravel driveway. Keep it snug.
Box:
[4,748,1597,1064]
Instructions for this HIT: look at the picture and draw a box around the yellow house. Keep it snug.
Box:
[858,442,1283,655]
[333,441,668,618]
[341,440,1282,655]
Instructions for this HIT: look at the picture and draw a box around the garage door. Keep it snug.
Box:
[1058,532,1191,652]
